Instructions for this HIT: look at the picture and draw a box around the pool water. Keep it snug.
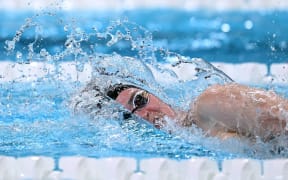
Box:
[1,9,288,161]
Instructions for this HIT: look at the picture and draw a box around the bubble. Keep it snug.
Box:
[244,20,253,30]
[221,23,230,33]
[27,43,34,61]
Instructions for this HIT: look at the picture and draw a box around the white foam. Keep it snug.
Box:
[0,61,55,82]
[1,61,288,85]
[158,62,269,84]
[212,62,268,84]
[0,61,92,83]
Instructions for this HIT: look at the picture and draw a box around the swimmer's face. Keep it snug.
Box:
[115,88,176,128]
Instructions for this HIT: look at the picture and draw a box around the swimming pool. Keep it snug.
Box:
[1,5,288,180]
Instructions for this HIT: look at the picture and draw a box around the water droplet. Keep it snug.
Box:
[76,61,84,72]
[16,51,22,59]
[40,49,48,57]
[123,17,129,23]
[92,27,97,31]
[64,25,69,32]
[270,46,276,51]
[65,38,74,49]
[5,40,15,51]
[75,27,82,34]
[221,23,230,33]
[244,20,253,30]
[25,18,32,24]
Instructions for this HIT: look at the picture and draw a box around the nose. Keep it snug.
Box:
[135,95,176,120]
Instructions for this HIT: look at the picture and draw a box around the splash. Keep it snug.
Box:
[3,7,288,160]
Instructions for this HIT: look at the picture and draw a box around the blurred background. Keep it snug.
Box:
[1,0,288,10]
[1,0,288,83]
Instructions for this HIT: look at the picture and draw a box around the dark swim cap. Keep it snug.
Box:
[106,84,135,100]
[71,77,137,116]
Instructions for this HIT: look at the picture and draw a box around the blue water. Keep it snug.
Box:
[1,9,288,161]
[1,10,288,63]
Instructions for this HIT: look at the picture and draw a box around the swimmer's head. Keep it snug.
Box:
[106,84,176,128]
[72,80,176,128]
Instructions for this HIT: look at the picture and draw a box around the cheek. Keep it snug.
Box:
[134,109,158,124]
[134,109,148,119]
[135,104,167,120]
[135,109,168,129]
[147,96,176,119]
[115,96,133,111]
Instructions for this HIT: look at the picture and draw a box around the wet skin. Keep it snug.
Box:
[115,87,176,128]
[115,84,288,141]
[192,83,288,141]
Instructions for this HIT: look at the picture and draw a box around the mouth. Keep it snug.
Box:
[144,112,166,128]
[154,118,164,129]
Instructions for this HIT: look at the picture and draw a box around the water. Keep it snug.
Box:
[2,10,288,63]
[1,8,288,161]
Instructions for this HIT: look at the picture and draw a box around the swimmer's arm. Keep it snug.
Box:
[192,83,288,141]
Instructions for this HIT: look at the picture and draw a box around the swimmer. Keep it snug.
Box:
[106,83,288,142]
[73,56,288,143]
